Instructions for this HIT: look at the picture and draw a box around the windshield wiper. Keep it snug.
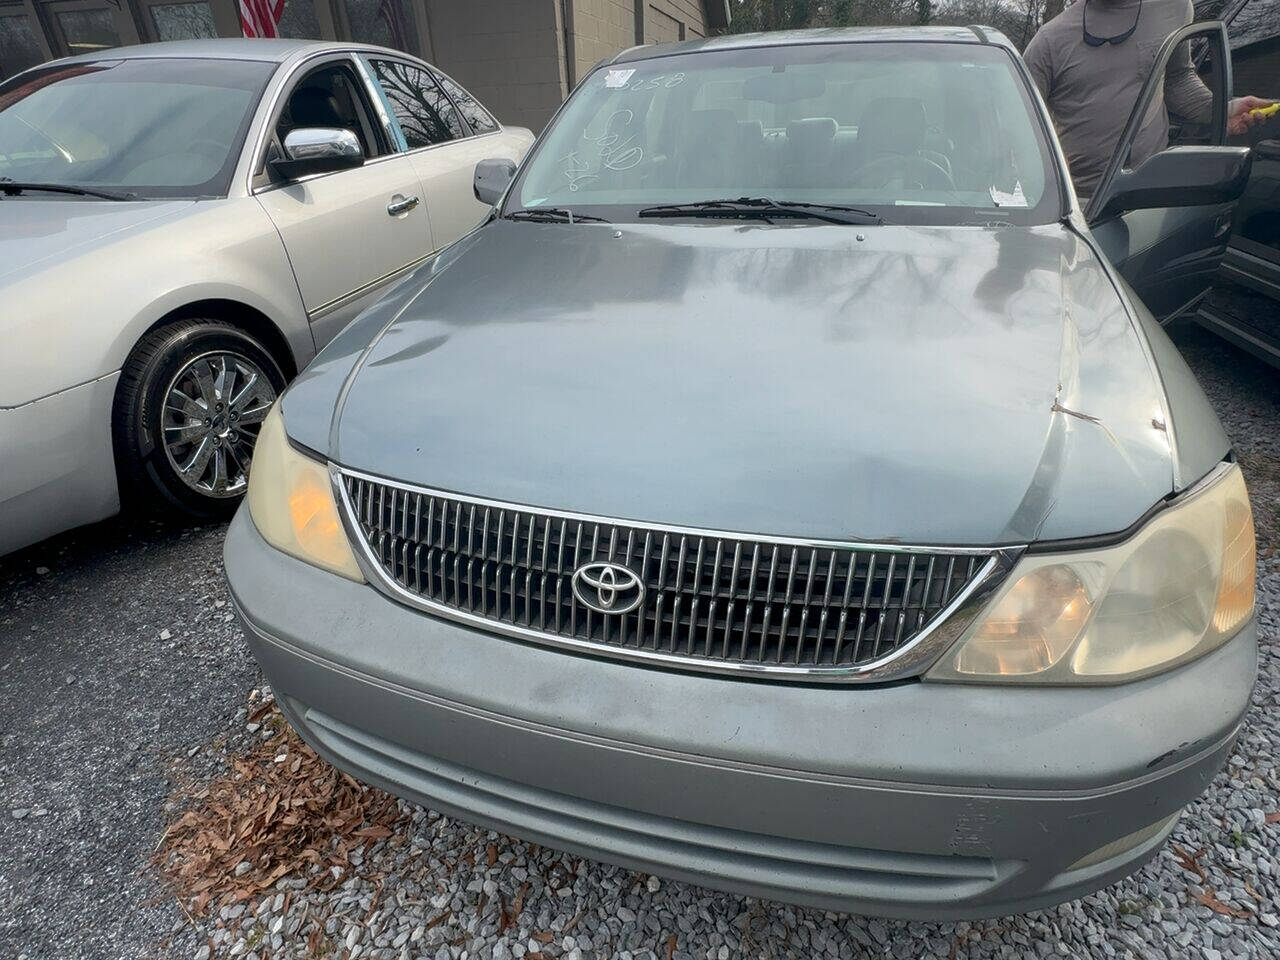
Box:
[505,207,610,224]
[0,179,138,201]
[638,197,884,225]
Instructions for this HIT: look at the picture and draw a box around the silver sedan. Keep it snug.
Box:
[0,39,532,554]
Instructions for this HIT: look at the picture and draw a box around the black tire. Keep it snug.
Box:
[113,319,286,519]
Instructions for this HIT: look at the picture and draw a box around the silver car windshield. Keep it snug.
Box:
[512,42,1059,225]
[0,58,274,200]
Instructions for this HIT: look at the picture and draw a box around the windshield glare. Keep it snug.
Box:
[0,58,274,199]
[514,42,1058,224]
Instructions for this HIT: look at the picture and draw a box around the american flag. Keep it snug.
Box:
[239,0,286,38]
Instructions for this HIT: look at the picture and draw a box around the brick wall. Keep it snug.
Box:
[419,0,714,131]
[569,0,709,87]
[422,0,568,131]
[570,0,639,85]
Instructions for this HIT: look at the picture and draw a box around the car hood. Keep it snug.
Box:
[301,219,1176,545]
[0,198,196,283]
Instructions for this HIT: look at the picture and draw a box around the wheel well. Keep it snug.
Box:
[144,299,299,380]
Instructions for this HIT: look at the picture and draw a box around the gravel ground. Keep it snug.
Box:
[1,319,1278,960]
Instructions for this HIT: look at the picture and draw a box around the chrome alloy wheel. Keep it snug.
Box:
[161,351,277,498]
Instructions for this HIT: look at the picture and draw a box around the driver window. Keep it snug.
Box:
[1166,35,1226,147]
[274,61,388,162]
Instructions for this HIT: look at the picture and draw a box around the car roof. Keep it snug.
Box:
[52,37,402,66]
[608,25,1016,65]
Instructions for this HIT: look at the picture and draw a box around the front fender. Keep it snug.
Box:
[0,198,310,408]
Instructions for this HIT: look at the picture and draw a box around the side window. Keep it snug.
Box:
[275,61,389,160]
[434,71,499,134]
[368,57,464,149]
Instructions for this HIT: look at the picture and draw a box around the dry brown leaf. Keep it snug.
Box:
[1194,888,1253,919]
[1265,811,1280,824]
[152,703,405,916]
[486,842,498,866]
[532,930,554,944]
[1172,844,1208,884]
[666,933,677,960]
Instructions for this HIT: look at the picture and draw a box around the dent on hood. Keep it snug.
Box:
[997,230,1174,543]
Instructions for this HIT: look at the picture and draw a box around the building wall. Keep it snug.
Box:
[421,0,567,132]
[568,0,708,92]
[570,0,637,85]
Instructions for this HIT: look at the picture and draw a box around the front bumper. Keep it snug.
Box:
[225,508,1257,919]
[0,374,121,555]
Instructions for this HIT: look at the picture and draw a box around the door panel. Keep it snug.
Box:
[257,157,433,348]
[257,56,434,348]
[408,133,522,244]
[1087,22,1238,320]
[1093,202,1236,317]
[362,56,510,246]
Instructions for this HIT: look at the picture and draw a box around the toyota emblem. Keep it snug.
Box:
[571,561,645,615]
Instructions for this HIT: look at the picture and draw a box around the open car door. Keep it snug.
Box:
[1089,21,1252,320]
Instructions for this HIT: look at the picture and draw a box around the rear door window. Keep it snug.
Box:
[367,56,464,149]
[434,71,498,134]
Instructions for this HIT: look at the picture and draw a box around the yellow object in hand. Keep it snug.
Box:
[1251,103,1280,118]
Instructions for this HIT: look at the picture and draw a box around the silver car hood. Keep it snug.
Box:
[299,219,1176,545]
[0,198,195,283]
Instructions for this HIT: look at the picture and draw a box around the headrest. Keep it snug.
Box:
[685,109,740,143]
[785,117,838,153]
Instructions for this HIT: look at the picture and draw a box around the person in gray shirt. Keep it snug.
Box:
[1024,0,1273,199]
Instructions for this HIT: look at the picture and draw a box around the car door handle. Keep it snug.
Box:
[387,195,420,216]
[1254,139,1280,162]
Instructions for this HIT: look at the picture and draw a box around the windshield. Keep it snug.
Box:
[0,58,274,199]
[511,42,1060,225]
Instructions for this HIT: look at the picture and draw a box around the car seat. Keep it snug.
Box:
[853,97,952,188]
[676,109,741,189]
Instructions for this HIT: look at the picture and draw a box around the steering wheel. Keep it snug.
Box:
[850,153,956,192]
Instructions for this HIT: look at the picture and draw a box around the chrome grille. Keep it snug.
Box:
[338,470,1003,680]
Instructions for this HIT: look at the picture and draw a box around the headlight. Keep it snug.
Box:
[246,403,364,582]
[927,462,1254,684]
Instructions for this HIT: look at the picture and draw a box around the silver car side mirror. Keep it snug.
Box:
[474,158,517,206]
[273,127,364,181]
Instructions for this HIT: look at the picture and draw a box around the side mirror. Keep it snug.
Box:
[474,158,517,206]
[1094,146,1252,221]
[272,128,363,180]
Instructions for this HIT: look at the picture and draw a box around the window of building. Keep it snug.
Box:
[277,0,323,40]
[148,2,217,41]
[342,0,414,54]
[0,9,44,80]
[54,8,123,53]
[434,71,497,134]
[367,56,463,148]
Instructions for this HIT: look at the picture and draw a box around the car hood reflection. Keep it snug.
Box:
[321,219,1175,545]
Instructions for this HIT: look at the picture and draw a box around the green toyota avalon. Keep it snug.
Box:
[225,26,1258,917]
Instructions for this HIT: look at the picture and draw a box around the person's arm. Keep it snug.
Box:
[1163,3,1213,126]
[1023,29,1055,105]
[1164,0,1275,135]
